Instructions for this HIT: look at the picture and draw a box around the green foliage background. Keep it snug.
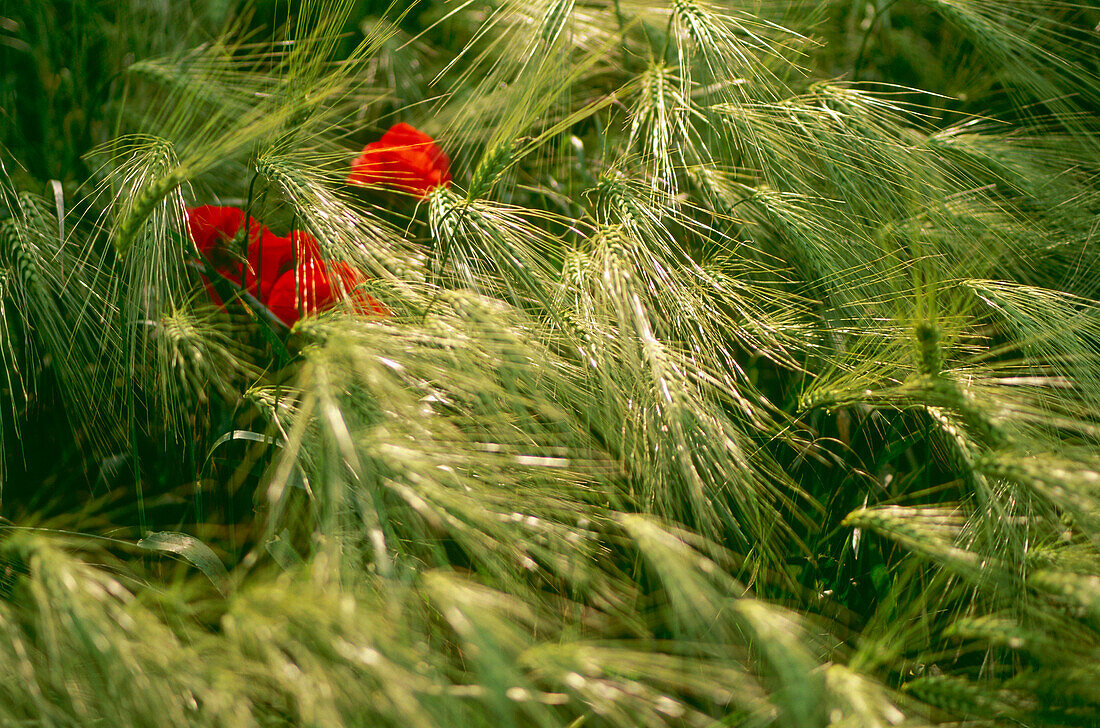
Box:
[2,0,1100,725]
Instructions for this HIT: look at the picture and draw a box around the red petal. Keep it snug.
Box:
[329,262,391,318]
[347,142,391,186]
[188,205,266,307]
[187,206,262,256]
[266,259,330,326]
[265,260,389,326]
[248,229,322,303]
[381,122,435,147]
[347,123,451,199]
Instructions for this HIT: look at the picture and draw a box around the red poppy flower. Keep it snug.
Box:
[347,122,451,199]
[187,205,265,302]
[247,229,321,302]
[266,259,389,326]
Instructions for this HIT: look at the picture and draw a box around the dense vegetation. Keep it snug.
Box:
[2,0,1100,725]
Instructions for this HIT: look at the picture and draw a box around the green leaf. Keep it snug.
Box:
[137,531,230,596]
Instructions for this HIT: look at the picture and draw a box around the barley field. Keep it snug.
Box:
[1,1,1099,725]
